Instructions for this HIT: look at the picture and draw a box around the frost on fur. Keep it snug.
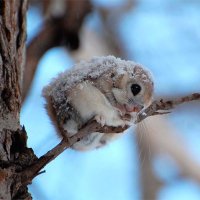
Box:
[42,56,154,150]
[42,55,152,101]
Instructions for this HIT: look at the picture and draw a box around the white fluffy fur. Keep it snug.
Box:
[43,56,154,151]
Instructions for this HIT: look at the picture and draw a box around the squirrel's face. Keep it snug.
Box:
[112,66,154,113]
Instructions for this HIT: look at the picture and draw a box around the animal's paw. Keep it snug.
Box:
[105,115,127,128]
[95,115,106,127]
[124,120,133,126]
[115,104,126,116]
[95,114,126,128]
[114,118,126,127]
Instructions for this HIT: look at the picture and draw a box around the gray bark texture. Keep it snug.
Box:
[0,1,37,199]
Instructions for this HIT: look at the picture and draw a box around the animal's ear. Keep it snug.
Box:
[115,73,129,89]
[112,88,125,104]
[133,65,143,74]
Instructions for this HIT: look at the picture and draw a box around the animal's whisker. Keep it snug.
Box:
[136,120,153,168]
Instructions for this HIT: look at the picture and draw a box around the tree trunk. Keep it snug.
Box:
[0,1,36,199]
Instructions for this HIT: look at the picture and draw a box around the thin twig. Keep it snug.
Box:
[136,93,200,123]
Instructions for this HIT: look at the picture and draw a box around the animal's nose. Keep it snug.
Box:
[133,105,144,112]
[125,104,144,113]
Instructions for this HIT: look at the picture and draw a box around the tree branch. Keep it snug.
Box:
[19,92,200,185]
[20,121,128,185]
[136,93,200,123]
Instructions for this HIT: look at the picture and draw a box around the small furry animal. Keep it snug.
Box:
[43,56,154,151]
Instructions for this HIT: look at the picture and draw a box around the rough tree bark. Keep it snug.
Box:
[0,1,37,199]
[0,0,93,198]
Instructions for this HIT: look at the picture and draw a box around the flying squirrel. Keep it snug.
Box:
[42,56,154,151]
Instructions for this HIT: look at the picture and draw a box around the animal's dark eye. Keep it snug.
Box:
[131,84,141,96]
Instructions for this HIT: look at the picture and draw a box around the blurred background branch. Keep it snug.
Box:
[22,0,92,102]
